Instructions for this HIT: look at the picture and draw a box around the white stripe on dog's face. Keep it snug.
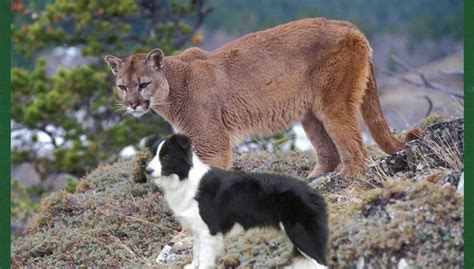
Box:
[147,140,165,178]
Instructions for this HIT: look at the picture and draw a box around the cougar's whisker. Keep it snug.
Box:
[150,101,170,106]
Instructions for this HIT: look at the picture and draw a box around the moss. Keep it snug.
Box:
[419,113,445,128]
[75,179,93,193]
[232,151,315,179]
[329,181,463,268]
[11,181,39,223]
[218,228,293,268]
[65,176,79,193]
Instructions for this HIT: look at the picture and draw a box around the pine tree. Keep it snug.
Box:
[11,0,212,178]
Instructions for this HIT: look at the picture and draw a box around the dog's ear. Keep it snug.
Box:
[172,134,192,150]
[170,134,193,169]
[151,139,164,156]
[144,135,162,154]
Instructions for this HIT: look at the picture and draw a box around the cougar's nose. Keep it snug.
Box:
[145,168,154,175]
[129,102,139,109]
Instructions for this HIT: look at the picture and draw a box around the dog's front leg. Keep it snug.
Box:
[197,233,224,269]
[183,231,200,269]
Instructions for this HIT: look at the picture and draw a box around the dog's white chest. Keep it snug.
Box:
[173,201,201,227]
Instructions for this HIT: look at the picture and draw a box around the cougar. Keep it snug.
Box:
[105,18,417,178]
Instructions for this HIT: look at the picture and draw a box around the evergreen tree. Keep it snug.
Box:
[11,0,211,178]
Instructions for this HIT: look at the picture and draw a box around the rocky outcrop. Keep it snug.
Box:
[329,181,463,268]
[11,118,464,268]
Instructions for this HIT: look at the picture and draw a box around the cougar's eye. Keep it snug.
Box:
[118,85,127,92]
[139,82,151,90]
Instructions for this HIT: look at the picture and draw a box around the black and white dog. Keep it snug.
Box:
[146,134,328,269]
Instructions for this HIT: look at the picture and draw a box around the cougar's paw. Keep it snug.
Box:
[307,172,333,181]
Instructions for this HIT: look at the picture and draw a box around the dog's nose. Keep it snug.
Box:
[145,168,154,175]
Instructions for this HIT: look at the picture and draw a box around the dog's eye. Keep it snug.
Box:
[118,85,127,92]
[139,82,150,90]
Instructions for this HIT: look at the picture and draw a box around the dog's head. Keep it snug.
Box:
[145,134,193,186]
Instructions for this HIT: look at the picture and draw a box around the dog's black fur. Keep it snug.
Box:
[148,134,328,266]
[197,168,328,264]
[153,134,193,180]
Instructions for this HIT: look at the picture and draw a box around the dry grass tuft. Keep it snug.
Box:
[362,118,463,187]
[131,150,152,183]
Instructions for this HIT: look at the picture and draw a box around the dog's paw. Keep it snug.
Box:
[183,263,197,269]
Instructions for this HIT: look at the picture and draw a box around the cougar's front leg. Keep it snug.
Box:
[191,130,233,169]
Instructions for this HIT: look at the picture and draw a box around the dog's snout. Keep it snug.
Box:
[145,168,154,175]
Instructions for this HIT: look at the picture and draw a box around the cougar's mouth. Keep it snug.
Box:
[128,100,151,118]
[131,109,148,117]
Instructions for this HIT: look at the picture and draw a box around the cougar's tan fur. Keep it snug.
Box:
[105,18,414,177]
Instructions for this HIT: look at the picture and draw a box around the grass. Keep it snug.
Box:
[12,160,180,268]
[362,118,463,187]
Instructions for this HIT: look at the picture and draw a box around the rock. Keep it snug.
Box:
[156,244,173,264]
[397,258,409,269]
[156,231,193,267]
[365,118,463,186]
[12,163,41,188]
[356,256,365,269]
[457,172,464,196]
[41,173,76,192]
[119,145,137,158]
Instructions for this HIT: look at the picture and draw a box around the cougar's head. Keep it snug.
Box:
[104,48,169,117]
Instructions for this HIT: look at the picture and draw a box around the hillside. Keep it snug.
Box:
[12,117,464,268]
[378,50,463,130]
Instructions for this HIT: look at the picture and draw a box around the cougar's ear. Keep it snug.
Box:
[104,55,122,76]
[145,48,165,70]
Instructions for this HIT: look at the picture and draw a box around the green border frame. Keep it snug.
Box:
[0,1,469,268]
[0,1,10,268]
[465,0,472,267]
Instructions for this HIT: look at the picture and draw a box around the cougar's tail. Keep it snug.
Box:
[360,63,420,154]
